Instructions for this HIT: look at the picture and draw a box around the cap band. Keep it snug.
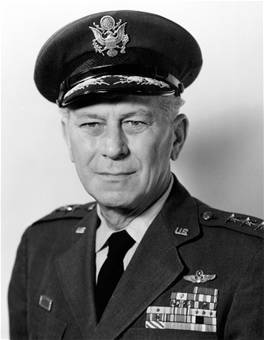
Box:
[61,75,180,107]
[57,64,183,107]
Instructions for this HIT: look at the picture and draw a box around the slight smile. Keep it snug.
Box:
[96,172,136,179]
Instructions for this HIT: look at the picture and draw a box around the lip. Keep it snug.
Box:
[97,172,136,176]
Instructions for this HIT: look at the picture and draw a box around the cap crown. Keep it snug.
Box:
[34,10,202,104]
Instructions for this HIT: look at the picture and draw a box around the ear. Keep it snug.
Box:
[170,114,188,161]
[61,116,75,163]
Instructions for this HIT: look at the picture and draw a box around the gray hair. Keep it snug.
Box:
[157,95,185,120]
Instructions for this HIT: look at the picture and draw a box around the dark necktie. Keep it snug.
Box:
[95,230,135,320]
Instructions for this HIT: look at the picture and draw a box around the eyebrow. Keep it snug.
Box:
[74,110,154,120]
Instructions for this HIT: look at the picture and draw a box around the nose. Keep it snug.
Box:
[100,125,129,160]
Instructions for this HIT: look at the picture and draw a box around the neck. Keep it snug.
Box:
[98,174,172,231]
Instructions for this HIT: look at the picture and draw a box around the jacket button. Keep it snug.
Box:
[202,211,213,221]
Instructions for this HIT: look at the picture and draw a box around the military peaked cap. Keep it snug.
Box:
[34,10,202,107]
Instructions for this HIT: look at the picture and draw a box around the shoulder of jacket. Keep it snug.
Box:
[196,200,264,239]
[31,201,97,225]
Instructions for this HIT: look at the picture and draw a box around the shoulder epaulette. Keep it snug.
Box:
[32,202,96,224]
[198,204,264,239]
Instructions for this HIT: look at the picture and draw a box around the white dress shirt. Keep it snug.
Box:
[95,176,174,282]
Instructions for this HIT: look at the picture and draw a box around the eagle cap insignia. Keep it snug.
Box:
[89,15,129,57]
[183,270,216,284]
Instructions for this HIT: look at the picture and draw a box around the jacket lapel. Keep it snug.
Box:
[55,208,99,338]
[94,179,201,340]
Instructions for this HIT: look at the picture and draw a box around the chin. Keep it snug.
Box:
[92,190,138,209]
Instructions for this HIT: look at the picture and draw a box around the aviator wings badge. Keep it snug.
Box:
[89,15,129,57]
[184,270,216,284]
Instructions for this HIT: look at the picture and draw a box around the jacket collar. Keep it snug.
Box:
[161,177,201,247]
[55,207,99,338]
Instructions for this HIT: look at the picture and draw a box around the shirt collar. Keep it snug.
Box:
[96,175,174,252]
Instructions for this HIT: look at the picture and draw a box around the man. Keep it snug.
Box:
[8,10,263,340]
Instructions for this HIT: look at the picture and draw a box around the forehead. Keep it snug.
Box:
[68,95,165,118]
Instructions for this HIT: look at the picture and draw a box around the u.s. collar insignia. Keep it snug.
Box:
[89,15,129,57]
[75,226,86,234]
[174,227,189,236]
[184,270,216,284]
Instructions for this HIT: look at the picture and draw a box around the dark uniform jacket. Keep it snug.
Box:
[8,179,264,340]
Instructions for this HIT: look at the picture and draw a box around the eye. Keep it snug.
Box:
[80,122,99,127]
[79,122,104,135]
[122,120,149,134]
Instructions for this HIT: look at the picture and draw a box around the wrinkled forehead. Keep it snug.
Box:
[66,94,175,117]
[66,95,166,119]
[67,94,159,108]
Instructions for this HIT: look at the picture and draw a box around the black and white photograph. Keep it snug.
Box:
[2,1,263,339]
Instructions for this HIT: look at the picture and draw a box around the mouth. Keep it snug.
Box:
[96,171,136,178]
[97,171,135,176]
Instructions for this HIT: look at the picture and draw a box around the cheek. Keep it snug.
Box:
[150,128,173,161]
[69,132,95,167]
[159,130,174,157]
[129,129,172,173]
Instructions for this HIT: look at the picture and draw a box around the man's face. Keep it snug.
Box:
[62,96,184,210]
